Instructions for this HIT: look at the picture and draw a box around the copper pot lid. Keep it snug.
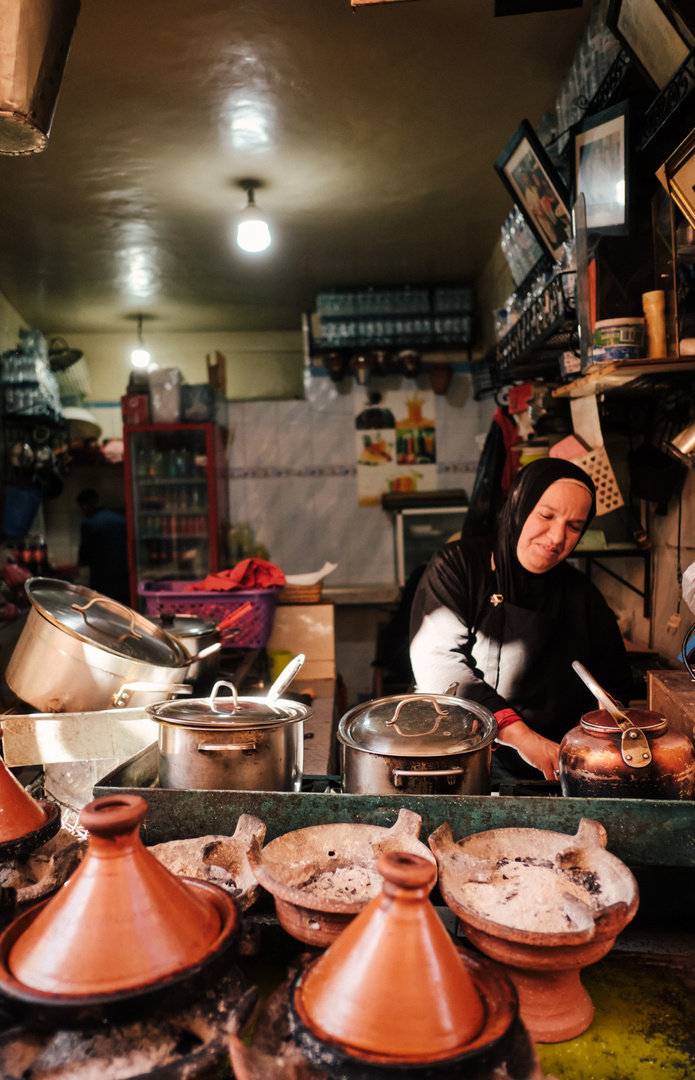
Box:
[25,578,188,667]
[0,756,48,843]
[581,708,667,735]
[147,680,311,730]
[338,693,497,757]
[294,851,489,1060]
[0,794,238,997]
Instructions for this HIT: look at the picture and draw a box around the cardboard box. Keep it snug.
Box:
[121,394,149,425]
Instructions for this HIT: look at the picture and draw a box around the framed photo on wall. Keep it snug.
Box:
[607,0,693,90]
[570,101,630,235]
[495,120,573,264]
[656,126,695,230]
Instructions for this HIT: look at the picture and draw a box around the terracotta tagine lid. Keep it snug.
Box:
[0,753,48,842]
[296,851,486,1058]
[5,794,229,996]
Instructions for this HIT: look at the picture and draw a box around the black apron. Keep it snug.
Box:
[472,594,595,781]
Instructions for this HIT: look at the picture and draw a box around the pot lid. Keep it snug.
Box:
[338,693,496,756]
[0,795,238,997]
[151,613,219,640]
[147,680,311,729]
[581,708,667,734]
[25,578,187,667]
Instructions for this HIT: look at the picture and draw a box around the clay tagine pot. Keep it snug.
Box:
[290,851,523,1078]
[0,794,239,1020]
[247,807,436,947]
[429,818,639,1043]
[0,754,60,861]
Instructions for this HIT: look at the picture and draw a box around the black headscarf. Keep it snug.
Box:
[493,458,597,612]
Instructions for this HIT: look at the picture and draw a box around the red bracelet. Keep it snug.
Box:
[494,708,522,730]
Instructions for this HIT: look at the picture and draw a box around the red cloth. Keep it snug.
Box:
[185,558,286,592]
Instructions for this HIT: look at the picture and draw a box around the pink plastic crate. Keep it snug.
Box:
[138,580,278,649]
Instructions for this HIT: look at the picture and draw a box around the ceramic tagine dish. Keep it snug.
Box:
[429,818,639,1043]
[288,850,539,1080]
[247,808,436,947]
[0,756,60,863]
[0,794,240,1027]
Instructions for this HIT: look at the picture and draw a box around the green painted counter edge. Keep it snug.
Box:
[94,745,695,867]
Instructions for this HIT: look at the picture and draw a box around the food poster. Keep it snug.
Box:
[355,388,437,507]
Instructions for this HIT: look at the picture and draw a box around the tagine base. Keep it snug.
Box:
[499,965,594,1044]
[461,924,615,1043]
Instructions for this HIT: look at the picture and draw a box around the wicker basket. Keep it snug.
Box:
[277,582,323,605]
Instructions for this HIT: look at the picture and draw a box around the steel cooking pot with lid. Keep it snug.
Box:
[338,692,497,795]
[148,680,311,791]
[149,613,221,687]
[6,578,193,713]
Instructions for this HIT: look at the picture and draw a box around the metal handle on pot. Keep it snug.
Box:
[112,682,193,707]
[572,660,652,768]
[197,743,258,753]
[209,680,239,707]
[71,597,143,641]
[386,694,450,737]
[391,766,465,787]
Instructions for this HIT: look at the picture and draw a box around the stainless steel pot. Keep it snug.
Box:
[148,680,312,792]
[6,579,193,712]
[149,613,221,687]
[338,693,497,795]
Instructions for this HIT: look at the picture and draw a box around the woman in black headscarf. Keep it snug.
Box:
[409,458,632,781]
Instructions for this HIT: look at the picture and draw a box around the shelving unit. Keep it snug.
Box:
[552,357,695,399]
[495,273,577,383]
[310,284,474,356]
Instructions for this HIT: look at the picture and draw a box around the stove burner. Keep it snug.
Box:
[0,970,257,1080]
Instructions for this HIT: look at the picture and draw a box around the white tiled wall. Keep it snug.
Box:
[226,368,497,587]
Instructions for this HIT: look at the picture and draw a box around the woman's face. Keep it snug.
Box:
[516,480,593,574]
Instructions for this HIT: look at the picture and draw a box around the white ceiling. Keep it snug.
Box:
[0,0,590,336]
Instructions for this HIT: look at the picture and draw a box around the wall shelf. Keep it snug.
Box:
[495,274,577,383]
[552,357,695,399]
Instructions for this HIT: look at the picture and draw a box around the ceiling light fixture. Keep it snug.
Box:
[236,179,271,252]
[131,314,150,368]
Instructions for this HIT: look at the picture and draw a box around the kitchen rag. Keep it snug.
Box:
[185,558,286,591]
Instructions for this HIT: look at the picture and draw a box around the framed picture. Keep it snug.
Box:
[607,0,693,91]
[656,126,695,230]
[570,101,630,235]
[495,119,573,263]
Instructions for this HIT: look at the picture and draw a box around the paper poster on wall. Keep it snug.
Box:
[355,388,437,507]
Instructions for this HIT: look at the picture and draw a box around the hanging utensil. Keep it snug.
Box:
[571,661,652,768]
[266,653,306,705]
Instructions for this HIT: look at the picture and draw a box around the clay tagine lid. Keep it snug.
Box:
[5,794,229,996]
[0,754,48,843]
[296,851,485,1058]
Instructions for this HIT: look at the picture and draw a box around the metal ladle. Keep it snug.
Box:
[572,661,652,768]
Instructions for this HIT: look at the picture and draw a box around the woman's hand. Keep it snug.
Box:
[496,721,560,780]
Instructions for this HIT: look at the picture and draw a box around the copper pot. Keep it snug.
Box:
[559,708,695,800]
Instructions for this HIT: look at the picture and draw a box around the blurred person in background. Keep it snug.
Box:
[77,489,130,606]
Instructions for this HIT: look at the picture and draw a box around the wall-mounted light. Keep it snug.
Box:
[131,314,150,368]
[664,422,695,471]
[236,179,271,252]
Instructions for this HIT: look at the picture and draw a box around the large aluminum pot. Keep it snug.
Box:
[148,613,221,688]
[339,692,497,795]
[148,680,312,792]
[6,579,193,712]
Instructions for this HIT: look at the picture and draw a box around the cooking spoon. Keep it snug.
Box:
[266,653,306,705]
[572,660,652,768]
